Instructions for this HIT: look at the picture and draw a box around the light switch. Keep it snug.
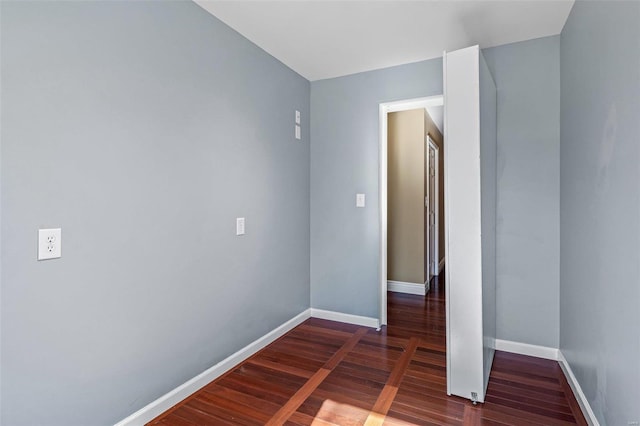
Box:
[356,193,366,208]
[295,125,301,140]
[38,228,61,260]
[236,217,245,236]
[295,110,301,124]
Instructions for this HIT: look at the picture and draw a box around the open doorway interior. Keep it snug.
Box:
[426,135,440,280]
[381,97,444,306]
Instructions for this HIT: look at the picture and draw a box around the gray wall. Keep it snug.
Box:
[560,1,640,424]
[0,2,310,425]
[310,38,561,350]
[479,50,497,390]
[483,36,561,348]
[310,59,443,318]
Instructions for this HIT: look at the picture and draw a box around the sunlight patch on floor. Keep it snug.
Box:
[311,399,418,426]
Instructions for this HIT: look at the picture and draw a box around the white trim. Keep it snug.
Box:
[494,339,559,361]
[427,136,440,278]
[438,258,445,274]
[379,103,388,327]
[383,96,443,113]
[443,49,452,396]
[310,308,380,329]
[387,280,429,296]
[558,351,600,426]
[379,95,444,328]
[114,309,312,426]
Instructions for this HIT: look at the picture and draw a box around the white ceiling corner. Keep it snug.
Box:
[426,106,444,135]
[194,0,574,81]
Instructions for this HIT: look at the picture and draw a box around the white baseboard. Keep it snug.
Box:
[494,339,559,360]
[114,309,312,426]
[310,308,380,329]
[438,258,445,274]
[558,351,600,426]
[493,341,598,425]
[387,280,428,296]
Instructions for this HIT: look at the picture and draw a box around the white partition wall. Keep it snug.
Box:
[443,46,497,403]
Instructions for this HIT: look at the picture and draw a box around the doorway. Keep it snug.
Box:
[378,95,444,325]
[426,136,440,279]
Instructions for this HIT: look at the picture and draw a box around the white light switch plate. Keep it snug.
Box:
[295,125,301,140]
[295,110,301,124]
[236,218,245,236]
[38,228,61,260]
[356,193,366,208]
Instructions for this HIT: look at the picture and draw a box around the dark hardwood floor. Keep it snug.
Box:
[149,274,587,425]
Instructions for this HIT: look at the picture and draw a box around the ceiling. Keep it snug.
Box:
[194,0,574,81]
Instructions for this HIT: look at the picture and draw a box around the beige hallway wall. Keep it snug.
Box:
[388,109,425,284]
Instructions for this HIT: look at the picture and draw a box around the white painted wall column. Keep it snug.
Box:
[444,45,497,403]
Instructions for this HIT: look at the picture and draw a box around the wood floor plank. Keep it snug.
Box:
[302,395,371,425]
[266,327,368,425]
[247,357,315,379]
[265,368,332,425]
[314,373,382,403]
[168,406,237,426]
[364,386,399,426]
[192,390,272,424]
[362,337,419,426]
[322,327,368,370]
[386,338,419,388]
[201,384,282,416]
[463,405,482,424]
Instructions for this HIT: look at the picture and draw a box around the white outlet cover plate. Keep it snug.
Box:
[295,125,301,140]
[236,217,245,236]
[295,110,301,124]
[356,193,366,207]
[38,228,61,260]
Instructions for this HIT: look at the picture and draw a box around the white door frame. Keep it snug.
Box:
[378,95,444,326]
[427,136,440,277]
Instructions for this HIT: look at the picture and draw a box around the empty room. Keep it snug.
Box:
[1,1,639,425]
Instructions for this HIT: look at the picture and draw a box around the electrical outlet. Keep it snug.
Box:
[295,110,301,124]
[356,193,366,208]
[38,228,61,260]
